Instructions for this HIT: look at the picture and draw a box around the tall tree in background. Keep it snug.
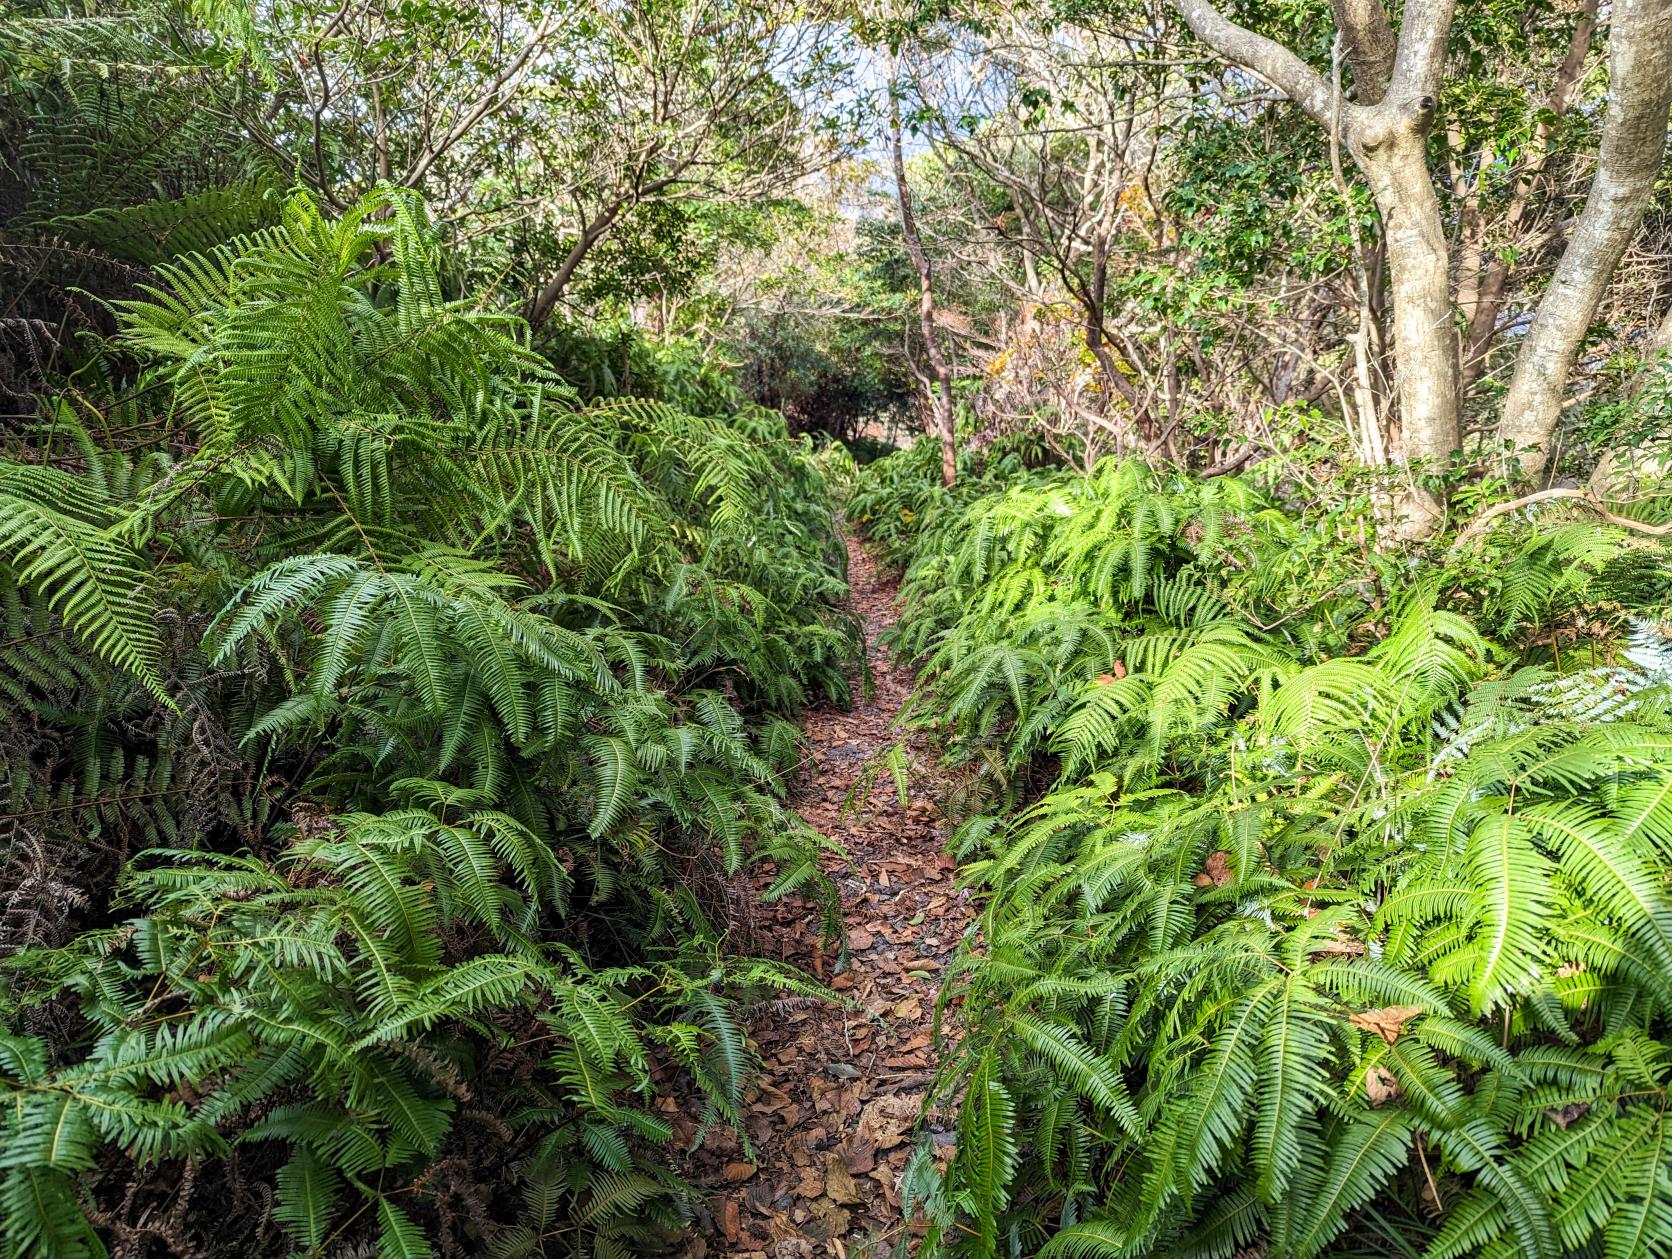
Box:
[888,67,959,486]
[522,0,858,325]
[1498,0,1672,473]
[1170,0,1672,529]
[5,0,858,329]
[227,0,564,217]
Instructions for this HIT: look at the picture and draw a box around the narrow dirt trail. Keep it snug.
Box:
[676,533,971,1258]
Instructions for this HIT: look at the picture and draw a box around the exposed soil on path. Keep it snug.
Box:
[675,533,970,1258]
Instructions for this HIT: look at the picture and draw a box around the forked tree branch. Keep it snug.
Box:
[1169,0,1334,124]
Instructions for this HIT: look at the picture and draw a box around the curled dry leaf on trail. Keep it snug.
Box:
[676,536,973,1257]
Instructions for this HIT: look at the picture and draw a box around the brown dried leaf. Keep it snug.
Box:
[1193,850,1233,887]
[719,1197,741,1242]
[1365,1066,1401,1107]
[839,1135,877,1175]
[857,1094,919,1151]
[824,1153,862,1205]
[1348,1005,1424,1044]
[1544,1101,1590,1129]
[793,1164,824,1198]
[1308,929,1366,960]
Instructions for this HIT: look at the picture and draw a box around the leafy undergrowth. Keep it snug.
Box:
[853,439,1672,1258]
[0,190,859,1258]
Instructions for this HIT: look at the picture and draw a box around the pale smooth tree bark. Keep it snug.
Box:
[1450,0,1599,387]
[1173,0,1672,529]
[888,75,958,488]
[1498,0,1672,481]
[1172,0,1460,536]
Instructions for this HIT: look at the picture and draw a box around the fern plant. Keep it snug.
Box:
[854,441,1672,1258]
[0,185,858,1257]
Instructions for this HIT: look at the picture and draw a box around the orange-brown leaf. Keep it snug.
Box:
[1349,1005,1424,1045]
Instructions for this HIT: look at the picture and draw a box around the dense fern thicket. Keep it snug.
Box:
[0,183,858,1257]
[853,441,1672,1258]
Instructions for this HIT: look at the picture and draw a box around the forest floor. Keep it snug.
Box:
[673,534,970,1258]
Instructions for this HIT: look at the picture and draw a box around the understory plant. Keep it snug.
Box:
[858,447,1672,1258]
[0,187,854,1257]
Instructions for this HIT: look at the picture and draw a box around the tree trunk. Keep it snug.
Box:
[1498,0,1672,482]
[888,75,957,488]
[1454,0,1599,388]
[1349,98,1461,535]
[525,203,625,328]
[1330,0,1396,101]
[1171,0,1463,537]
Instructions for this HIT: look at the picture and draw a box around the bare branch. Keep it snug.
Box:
[1168,0,1334,124]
